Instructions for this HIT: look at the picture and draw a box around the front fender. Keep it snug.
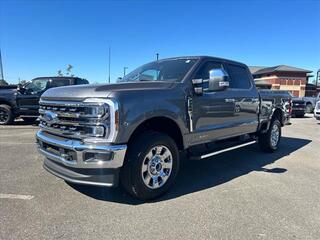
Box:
[114,90,189,144]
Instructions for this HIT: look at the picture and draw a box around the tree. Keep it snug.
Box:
[19,80,28,85]
[57,64,75,77]
[0,79,8,86]
[57,70,63,76]
[66,64,74,77]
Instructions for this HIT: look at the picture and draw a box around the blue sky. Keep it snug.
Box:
[0,0,319,84]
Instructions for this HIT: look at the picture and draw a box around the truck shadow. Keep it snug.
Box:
[68,136,311,205]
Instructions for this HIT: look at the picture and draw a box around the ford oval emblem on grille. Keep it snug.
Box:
[44,111,58,124]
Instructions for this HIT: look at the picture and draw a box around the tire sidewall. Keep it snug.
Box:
[128,132,180,200]
[0,105,13,125]
[268,120,281,151]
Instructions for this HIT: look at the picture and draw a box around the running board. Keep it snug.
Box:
[191,140,257,160]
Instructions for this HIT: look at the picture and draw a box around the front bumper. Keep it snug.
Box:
[36,130,127,187]
[314,111,320,120]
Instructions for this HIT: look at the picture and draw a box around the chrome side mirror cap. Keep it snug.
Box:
[208,69,230,91]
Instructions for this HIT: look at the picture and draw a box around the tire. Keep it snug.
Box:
[259,119,281,153]
[306,103,313,113]
[0,104,14,125]
[120,131,180,200]
[22,117,38,124]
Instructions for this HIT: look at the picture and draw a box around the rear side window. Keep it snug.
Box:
[49,79,70,88]
[227,64,252,89]
[76,78,89,85]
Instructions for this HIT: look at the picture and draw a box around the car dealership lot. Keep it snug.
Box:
[0,116,319,240]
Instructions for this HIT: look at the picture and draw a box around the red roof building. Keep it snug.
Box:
[250,65,312,97]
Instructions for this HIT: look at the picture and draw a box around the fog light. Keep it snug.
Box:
[84,151,114,163]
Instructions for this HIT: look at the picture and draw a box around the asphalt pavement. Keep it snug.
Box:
[0,116,319,240]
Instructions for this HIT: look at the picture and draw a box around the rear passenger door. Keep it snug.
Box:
[224,63,260,135]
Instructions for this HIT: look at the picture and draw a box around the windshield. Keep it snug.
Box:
[24,78,50,94]
[119,58,198,83]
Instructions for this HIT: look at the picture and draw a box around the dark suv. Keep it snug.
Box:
[0,77,89,125]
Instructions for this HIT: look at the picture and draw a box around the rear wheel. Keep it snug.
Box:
[306,103,313,113]
[259,119,281,153]
[0,104,14,125]
[120,131,180,200]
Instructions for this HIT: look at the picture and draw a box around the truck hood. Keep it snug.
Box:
[0,88,17,97]
[41,81,178,101]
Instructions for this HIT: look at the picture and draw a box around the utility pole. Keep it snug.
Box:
[123,67,128,77]
[156,53,159,61]
[0,48,4,81]
[108,46,111,83]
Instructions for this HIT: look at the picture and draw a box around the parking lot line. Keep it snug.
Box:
[0,193,34,200]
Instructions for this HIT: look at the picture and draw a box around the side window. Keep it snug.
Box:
[140,69,159,81]
[76,78,89,85]
[194,61,223,80]
[49,79,70,88]
[24,79,49,94]
[226,64,252,89]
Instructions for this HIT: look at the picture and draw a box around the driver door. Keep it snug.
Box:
[191,61,237,144]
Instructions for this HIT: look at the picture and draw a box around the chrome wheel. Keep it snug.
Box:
[270,124,280,147]
[141,145,173,189]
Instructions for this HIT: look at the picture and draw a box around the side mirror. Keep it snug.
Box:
[192,68,230,95]
[208,69,230,91]
[17,84,26,94]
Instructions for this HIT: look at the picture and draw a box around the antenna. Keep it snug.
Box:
[108,46,111,83]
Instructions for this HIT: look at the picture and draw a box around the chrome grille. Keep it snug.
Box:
[39,100,109,139]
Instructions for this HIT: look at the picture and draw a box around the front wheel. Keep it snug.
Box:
[0,104,14,125]
[120,131,180,200]
[258,119,281,153]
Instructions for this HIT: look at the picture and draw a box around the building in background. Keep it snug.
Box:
[250,65,312,97]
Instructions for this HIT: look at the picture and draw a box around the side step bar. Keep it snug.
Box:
[191,140,257,160]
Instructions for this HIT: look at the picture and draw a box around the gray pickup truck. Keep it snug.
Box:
[36,56,287,200]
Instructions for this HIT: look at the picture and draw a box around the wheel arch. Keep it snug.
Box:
[127,116,185,151]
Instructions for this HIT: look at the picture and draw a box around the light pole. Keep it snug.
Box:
[0,48,4,81]
[316,69,320,87]
[123,67,128,77]
[156,53,159,61]
[108,46,111,83]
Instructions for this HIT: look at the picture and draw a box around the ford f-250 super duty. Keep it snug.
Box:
[36,56,287,200]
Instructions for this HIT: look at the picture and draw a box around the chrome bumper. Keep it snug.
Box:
[36,130,127,186]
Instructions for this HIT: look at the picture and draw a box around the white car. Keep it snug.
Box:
[314,101,320,120]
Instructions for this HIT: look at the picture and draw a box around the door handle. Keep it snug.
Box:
[225,98,235,103]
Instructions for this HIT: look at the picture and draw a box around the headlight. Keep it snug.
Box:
[83,98,119,143]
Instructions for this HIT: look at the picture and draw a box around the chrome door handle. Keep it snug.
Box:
[225,98,235,103]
